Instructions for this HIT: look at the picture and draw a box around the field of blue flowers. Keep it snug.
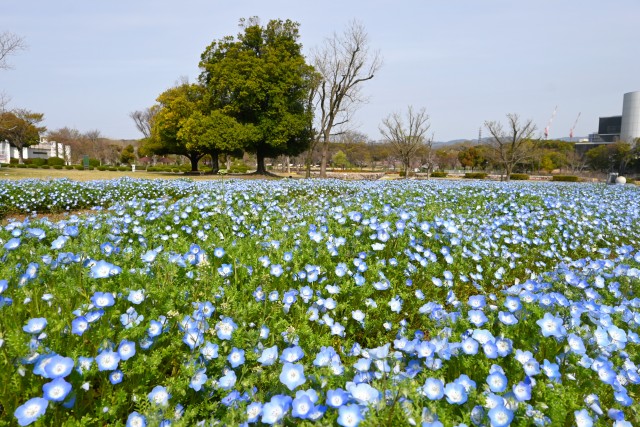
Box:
[0,178,638,427]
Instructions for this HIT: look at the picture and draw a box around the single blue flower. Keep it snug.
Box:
[228,347,245,368]
[71,316,89,336]
[291,395,313,419]
[218,369,237,390]
[422,378,444,400]
[488,404,514,427]
[14,397,48,426]
[126,411,147,427]
[23,318,47,334]
[148,385,171,406]
[486,371,508,393]
[44,355,74,379]
[95,350,120,371]
[536,312,566,338]
[42,377,72,402]
[444,382,467,405]
[337,404,364,427]
[109,370,124,385]
[117,340,136,361]
[216,317,237,340]
[257,345,279,366]
[189,368,207,391]
[280,363,306,391]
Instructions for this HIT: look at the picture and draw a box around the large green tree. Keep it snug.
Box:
[199,18,315,174]
[0,109,45,164]
[145,83,207,172]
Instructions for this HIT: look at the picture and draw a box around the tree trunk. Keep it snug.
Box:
[210,152,219,174]
[319,131,331,178]
[17,145,25,164]
[255,149,267,174]
[189,155,199,172]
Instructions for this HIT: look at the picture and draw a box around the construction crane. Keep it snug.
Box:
[569,112,581,141]
[544,105,558,139]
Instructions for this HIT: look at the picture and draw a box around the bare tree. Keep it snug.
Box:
[0,32,27,70]
[130,106,158,139]
[310,21,382,178]
[484,114,537,181]
[379,106,431,178]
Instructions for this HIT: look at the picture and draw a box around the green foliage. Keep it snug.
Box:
[120,144,136,165]
[97,166,108,171]
[47,157,65,166]
[430,171,448,178]
[0,109,46,163]
[64,165,74,170]
[229,160,249,173]
[510,173,529,180]
[552,175,579,182]
[31,158,47,167]
[331,150,350,170]
[199,18,315,172]
[464,172,487,179]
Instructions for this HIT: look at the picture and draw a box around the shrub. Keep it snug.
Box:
[229,161,249,173]
[31,158,47,167]
[27,164,38,168]
[9,158,18,164]
[53,165,63,169]
[97,166,108,171]
[118,166,129,171]
[74,165,84,170]
[510,173,529,180]
[64,165,74,170]
[40,165,50,169]
[108,167,118,171]
[464,172,487,179]
[17,164,27,168]
[552,175,579,182]
[47,157,65,166]
[88,158,101,168]
[430,171,448,178]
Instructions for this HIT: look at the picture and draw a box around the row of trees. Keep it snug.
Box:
[132,19,382,175]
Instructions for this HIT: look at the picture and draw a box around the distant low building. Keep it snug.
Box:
[0,137,71,164]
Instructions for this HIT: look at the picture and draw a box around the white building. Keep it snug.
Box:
[0,137,71,164]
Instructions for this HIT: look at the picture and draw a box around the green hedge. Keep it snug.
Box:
[40,165,50,169]
[464,172,487,179]
[53,165,63,169]
[47,157,65,166]
[430,171,448,178]
[17,164,27,169]
[552,175,579,182]
[510,173,530,180]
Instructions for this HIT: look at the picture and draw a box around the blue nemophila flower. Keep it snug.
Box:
[95,350,120,371]
[246,401,262,423]
[90,292,115,308]
[76,357,93,375]
[468,309,488,327]
[388,295,403,313]
[89,260,121,279]
[347,383,380,405]
[189,368,207,391]
[71,316,89,336]
[536,312,566,338]
[486,371,508,393]
[218,263,233,277]
[4,237,21,250]
[109,370,124,385]
[44,355,74,379]
[270,264,284,277]
[488,404,514,427]
[574,409,593,427]
[291,394,313,419]
[127,289,145,305]
[120,307,143,329]
[23,318,47,334]
[126,411,146,427]
[444,382,467,404]
[228,347,245,368]
[280,363,306,391]
[421,377,444,400]
[281,345,304,363]
[257,345,279,366]
[148,385,170,406]
[216,317,237,340]
[117,340,136,361]
[218,369,237,390]
[261,394,292,425]
[337,404,364,427]
[14,397,48,426]
[259,325,270,340]
[326,388,349,408]
[42,377,72,401]
[50,236,69,250]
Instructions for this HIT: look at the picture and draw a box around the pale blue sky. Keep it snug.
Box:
[2,0,639,142]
